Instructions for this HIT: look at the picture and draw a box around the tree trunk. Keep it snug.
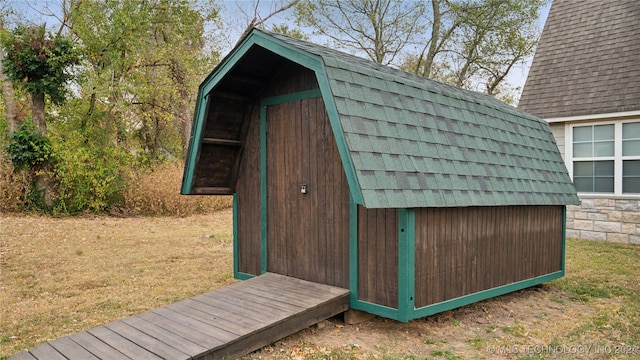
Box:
[30,91,52,205]
[0,19,18,133]
[422,0,442,77]
[2,76,17,133]
[31,92,47,136]
[34,163,54,207]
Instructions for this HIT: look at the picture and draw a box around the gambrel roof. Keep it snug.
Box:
[519,0,640,118]
[182,28,579,208]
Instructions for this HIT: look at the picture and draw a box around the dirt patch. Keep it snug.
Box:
[244,286,594,359]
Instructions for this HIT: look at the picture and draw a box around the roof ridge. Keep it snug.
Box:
[257,28,523,115]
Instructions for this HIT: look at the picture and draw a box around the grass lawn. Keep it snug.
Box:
[1,210,639,359]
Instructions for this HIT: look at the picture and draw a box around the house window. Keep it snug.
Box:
[623,122,640,193]
[569,121,640,195]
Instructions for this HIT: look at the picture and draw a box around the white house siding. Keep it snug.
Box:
[548,123,565,160]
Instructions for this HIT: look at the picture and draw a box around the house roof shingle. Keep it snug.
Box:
[519,0,640,118]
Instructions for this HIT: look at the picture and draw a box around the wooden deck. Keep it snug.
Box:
[9,273,350,360]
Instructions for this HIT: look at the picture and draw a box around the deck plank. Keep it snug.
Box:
[212,285,307,312]
[67,332,130,360]
[152,306,238,342]
[234,280,332,307]
[186,295,273,326]
[9,273,350,360]
[122,315,208,356]
[214,289,350,359]
[167,300,259,335]
[27,343,66,360]
[194,292,291,323]
[48,336,100,359]
[104,320,190,360]
[87,326,163,360]
[253,273,349,298]
[138,310,226,349]
[5,352,36,360]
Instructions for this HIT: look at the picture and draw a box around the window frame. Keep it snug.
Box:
[566,119,640,196]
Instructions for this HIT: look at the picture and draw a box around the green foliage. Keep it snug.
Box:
[4,119,51,169]
[0,151,30,212]
[0,25,78,104]
[48,100,130,214]
[271,23,309,40]
[69,0,220,162]
[0,111,7,146]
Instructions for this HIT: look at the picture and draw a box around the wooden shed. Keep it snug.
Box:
[181,29,580,322]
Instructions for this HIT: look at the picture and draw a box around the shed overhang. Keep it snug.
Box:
[181,30,363,204]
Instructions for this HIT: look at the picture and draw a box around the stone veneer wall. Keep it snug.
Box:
[566,197,640,244]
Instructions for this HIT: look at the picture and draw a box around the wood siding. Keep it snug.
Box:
[266,96,350,288]
[414,206,564,308]
[235,63,339,278]
[357,207,399,308]
[235,105,261,276]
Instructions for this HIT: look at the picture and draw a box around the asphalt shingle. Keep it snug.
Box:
[263,30,579,208]
[519,0,640,118]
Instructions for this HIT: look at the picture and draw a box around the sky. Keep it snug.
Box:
[506,2,551,94]
[221,0,552,97]
[4,0,552,97]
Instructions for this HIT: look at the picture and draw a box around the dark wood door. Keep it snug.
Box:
[265,97,350,288]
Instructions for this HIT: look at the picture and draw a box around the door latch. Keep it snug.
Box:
[300,184,308,194]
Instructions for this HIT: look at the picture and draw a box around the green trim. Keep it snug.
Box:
[349,197,359,304]
[182,30,325,195]
[561,206,567,275]
[200,32,325,98]
[411,271,564,320]
[350,299,399,320]
[182,28,365,206]
[316,75,365,205]
[181,91,207,194]
[261,88,321,106]
[235,272,255,281]
[233,193,239,277]
[397,209,416,323]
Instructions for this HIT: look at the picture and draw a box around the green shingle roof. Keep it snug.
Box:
[262,30,578,208]
[184,28,579,208]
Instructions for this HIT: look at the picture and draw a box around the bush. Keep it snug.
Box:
[0,152,30,212]
[120,161,231,216]
[47,101,131,214]
[4,120,51,170]
[50,136,129,214]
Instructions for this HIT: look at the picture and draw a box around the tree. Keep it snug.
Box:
[0,18,17,133]
[295,0,427,65]
[235,0,302,40]
[406,0,546,102]
[0,25,77,135]
[68,0,220,160]
[295,0,546,103]
[411,0,464,78]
